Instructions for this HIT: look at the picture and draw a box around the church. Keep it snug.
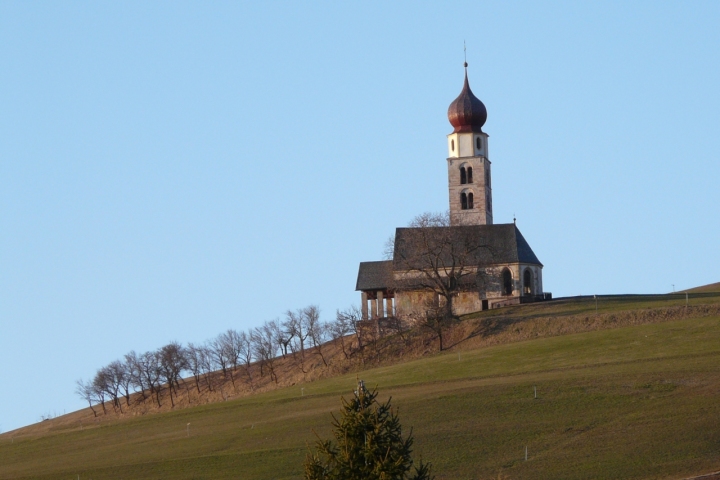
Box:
[356,64,547,321]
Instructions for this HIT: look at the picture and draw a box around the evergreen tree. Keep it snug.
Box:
[304,381,433,480]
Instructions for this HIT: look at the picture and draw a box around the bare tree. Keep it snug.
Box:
[237,330,254,386]
[94,365,123,413]
[343,305,367,362]
[222,329,246,389]
[415,301,449,352]
[90,371,109,414]
[198,342,216,392]
[138,350,163,407]
[210,334,235,389]
[391,211,491,351]
[383,313,411,345]
[304,306,329,367]
[75,379,99,417]
[330,308,355,360]
[285,309,310,368]
[124,350,147,401]
[270,319,292,359]
[281,314,298,359]
[186,343,205,394]
[250,327,265,378]
[109,360,133,408]
[224,329,243,372]
[251,322,279,383]
[158,341,188,407]
[263,319,281,358]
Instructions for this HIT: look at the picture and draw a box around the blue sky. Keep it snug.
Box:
[1,1,718,432]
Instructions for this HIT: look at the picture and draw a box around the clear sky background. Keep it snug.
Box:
[1,1,719,433]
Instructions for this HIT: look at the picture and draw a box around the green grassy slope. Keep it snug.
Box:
[3,299,720,479]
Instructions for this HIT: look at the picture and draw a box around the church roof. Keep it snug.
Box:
[392,223,542,271]
[447,65,487,133]
[355,260,393,291]
[356,224,542,291]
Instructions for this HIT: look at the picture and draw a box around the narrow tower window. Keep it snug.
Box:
[476,137,481,150]
[451,139,455,152]
[460,192,468,210]
[460,167,466,184]
[468,192,474,209]
[485,168,490,187]
[467,167,473,183]
[502,268,513,296]
[523,268,533,295]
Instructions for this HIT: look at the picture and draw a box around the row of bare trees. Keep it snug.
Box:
[75,305,401,417]
[76,211,489,416]
[75,340,189,415]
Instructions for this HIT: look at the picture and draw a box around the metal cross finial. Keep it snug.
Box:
[464,40,468,68]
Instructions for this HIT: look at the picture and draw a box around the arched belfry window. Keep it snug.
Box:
[467,192,474,209]
[467,167,473,184]
[502,268,513,296]
[460,192,468,210]
[523,268,533,295]
[460,167,467,185]
[485,168,490,187]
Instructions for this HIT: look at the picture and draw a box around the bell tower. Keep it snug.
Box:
[446,63,492,226]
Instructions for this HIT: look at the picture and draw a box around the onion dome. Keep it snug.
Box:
[447,64,487,133]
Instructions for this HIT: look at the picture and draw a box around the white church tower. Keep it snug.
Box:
[446,63,493,226]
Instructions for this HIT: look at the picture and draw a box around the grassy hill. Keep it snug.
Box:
[2,293,720,479]
[682,282,720,293]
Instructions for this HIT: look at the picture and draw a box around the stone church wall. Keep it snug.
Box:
[393,261,544,318]
[395,290,436,319]
[454,291,484,315]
